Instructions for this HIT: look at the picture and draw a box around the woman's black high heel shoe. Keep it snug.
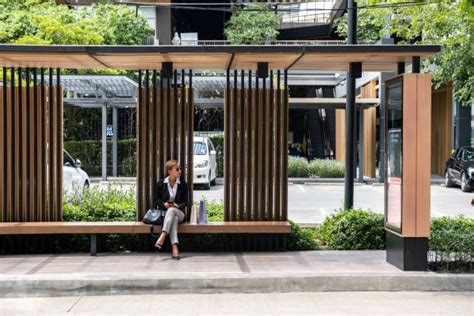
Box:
[172,255,180,260]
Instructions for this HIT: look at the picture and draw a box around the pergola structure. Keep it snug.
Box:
[0,44,440,267]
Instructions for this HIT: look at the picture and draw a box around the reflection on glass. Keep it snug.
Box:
[385,79,403,231]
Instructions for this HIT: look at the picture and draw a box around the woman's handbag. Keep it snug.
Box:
[143,208,166,237]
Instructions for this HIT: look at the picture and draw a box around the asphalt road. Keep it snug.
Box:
[193,183,473,225]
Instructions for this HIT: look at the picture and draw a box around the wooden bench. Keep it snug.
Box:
[0,221,291,255]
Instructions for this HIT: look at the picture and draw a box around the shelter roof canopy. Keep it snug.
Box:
[0,44,440,72]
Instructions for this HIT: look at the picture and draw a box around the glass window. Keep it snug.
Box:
[385,78,403,233]
[64,151,75,167]
[462,148,474,162]
[193,142,207,155]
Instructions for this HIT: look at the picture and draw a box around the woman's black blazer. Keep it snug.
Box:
[154,177,189,215]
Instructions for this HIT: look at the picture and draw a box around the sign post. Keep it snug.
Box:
[384,73,432,271]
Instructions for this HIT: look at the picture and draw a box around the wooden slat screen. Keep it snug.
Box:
[136,70,194,220]
[224,70,288,222]
[0,68,63,222]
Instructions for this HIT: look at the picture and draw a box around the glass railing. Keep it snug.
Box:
[279,12,332,26]
[181,40,347,46]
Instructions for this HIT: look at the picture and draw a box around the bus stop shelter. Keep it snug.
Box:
[0,44,440,269]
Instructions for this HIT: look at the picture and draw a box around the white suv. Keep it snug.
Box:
[63,150,90,194]
[193,137,217,190]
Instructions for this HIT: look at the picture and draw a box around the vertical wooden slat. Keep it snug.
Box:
[224,69,230,221]
[239,70,245,221]
[229,72,234,220]
[231,70,238,221]
[172,70,178,159]
[13,68,20,221]
[48,69,54,220]
[21,73,28,221]
[56,68,64,221]
[145,70,150,211]
[31,70,37,221]
[19,68,27,222]
[257,80,264,220]
[182,73,188,182]
[5,69,12,222]
[152,70,158,203]
[159,71,164,178]
[41,69,47,221]
[187,70,193,217]
[179,70,185,176]
[263,76,270,221]
[49,69,57,221]
[275,71,281,221]
[252,76,259,220]
[141,80,147,217]
[268,70,274,221]
[0,71,3,222]
[33,69,41,222]
[165,75,171,162]
[26,69,34,221]
[170,74,175,160]
[136,70,143,218]
[246,70,252,221]
[235,71,241,220]
[282,71,289,221]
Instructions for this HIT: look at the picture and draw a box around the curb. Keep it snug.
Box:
[0,272,472,297]
[90,177,445,186]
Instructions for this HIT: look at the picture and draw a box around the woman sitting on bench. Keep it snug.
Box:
[154,160,189,260]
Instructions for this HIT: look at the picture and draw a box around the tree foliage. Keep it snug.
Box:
[224,4,279,45]
[0,0,154,45]
[335,0,474,105]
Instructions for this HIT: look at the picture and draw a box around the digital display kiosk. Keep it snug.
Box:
[384,74,431,271]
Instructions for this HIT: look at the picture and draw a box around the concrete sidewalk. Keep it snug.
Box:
[0,251,472,297]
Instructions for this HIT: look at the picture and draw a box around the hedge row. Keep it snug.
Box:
[315,209,473,272]
[288,157,345,178]
[61,187,317,252]
[61,186,474,272]
[66,137,345,179]
[64,139,137,177]
[64,136,223,178]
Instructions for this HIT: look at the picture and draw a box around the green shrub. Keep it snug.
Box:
[287,221,319,250]
[63,186,136,222]
[308,159,345,178]
[206,200,225,222]
[208,135,224,177]
[288,157,309,177]
[62,186,137,252]
[319,208,385,250]
[429,216,474,272]
[62,189,316,251]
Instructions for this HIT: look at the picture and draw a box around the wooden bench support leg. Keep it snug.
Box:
[90,234,97,256]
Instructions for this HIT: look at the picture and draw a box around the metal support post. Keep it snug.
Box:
[358,108,365,182]
[112,106,118,177]
[90,234,97,256]
[101,103,107,181]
